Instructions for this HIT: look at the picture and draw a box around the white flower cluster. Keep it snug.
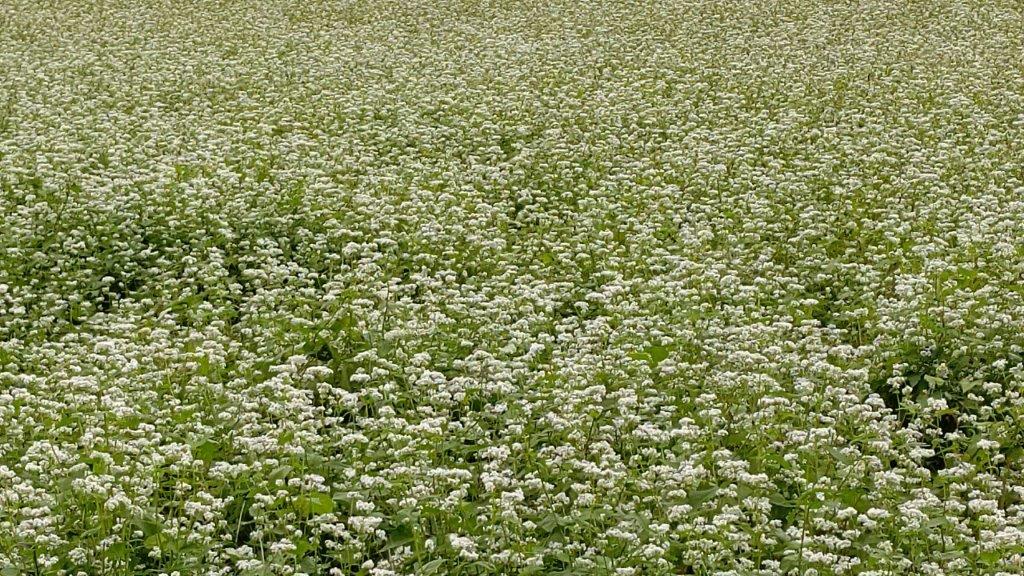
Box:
[2,0,1024,574]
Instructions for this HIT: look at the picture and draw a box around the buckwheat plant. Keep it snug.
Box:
[2,0,1024,575]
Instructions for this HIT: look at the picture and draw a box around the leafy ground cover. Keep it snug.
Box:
[3,0,1024,574]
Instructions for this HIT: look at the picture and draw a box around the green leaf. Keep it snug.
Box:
[839,488,863,509]
[269,465,293,480]
[687,486,718,506]
[915,389,931,408]
[979,549,1002,565]
[293,538,312,556]
[104,542,128,559]
[556,514,576,527]
[924,374,944,387]
[926,516,950,529]
[309,492,335,514]
[296,492,335,515]
[1,566,20,576]
[828,447,853,465]
[779,554,800,572]
[1005,447,1024,468]
[134,514,163,538]
[385,523,414,550]
[420,559,445,574]
[193,439,220,464]
[538,513,561,533]
[647,346,669,364]
[960,379,981,393]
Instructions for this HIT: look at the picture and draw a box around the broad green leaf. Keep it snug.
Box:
[296,492,335,515]
[420,559,445,574]
[687,486,718,506]
[647,345,669,364]
[960,379,981,393]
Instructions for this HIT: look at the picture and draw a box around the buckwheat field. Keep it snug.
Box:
[4,0,1024,574]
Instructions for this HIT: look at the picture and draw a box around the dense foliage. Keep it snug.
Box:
[3,0,1024,574]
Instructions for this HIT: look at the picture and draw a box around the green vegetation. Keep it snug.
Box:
[2,0,1024,574]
